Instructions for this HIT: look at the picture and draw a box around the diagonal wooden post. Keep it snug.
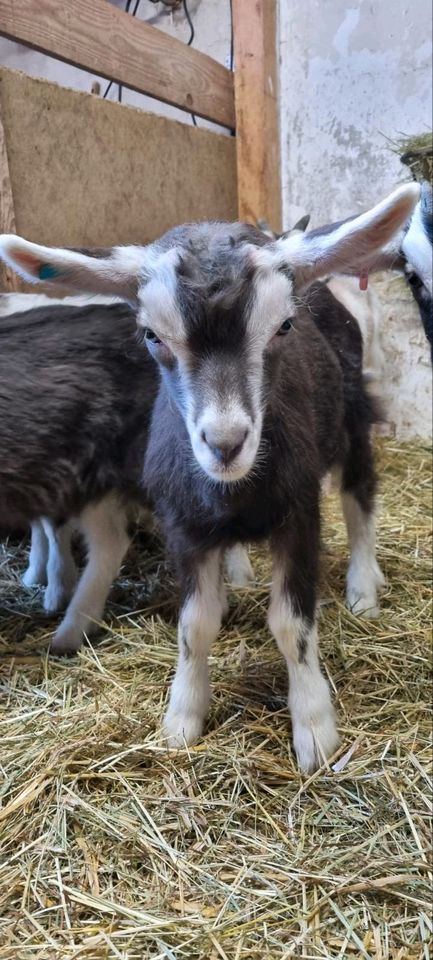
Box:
[232,0,281,232]
[0,99,19,291]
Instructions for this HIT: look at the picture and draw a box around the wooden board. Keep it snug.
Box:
[232,0,281,231]
[0,0,235,129]
[0,99,19,291]
[0,67,238,290]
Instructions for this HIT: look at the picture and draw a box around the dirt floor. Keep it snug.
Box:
[0,439,431,959]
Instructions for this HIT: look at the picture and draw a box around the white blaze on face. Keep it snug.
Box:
[189,264,295,484]
[137,251,185,342]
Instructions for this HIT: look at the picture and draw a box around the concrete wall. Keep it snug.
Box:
[279,0,432,438]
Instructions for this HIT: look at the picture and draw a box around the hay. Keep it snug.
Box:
[0,439,431,959]
[393,132,433,184]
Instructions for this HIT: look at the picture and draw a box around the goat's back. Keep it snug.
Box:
[0,303,158,528]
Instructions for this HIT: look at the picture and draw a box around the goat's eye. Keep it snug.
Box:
[143,327,161,344]
[277,317,293,335]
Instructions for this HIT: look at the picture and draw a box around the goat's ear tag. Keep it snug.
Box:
[359,270,369,291]
[38,263,62,280]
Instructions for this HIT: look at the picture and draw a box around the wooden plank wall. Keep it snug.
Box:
[0,0,235,128]
[232,0,281,231]
[0,1,282,261]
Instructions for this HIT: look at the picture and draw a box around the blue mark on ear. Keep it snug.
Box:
[38,264,62,280]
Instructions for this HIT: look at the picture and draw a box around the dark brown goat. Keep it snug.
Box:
[0,302,158,651]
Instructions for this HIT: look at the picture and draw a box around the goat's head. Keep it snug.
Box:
[0,183,419,483]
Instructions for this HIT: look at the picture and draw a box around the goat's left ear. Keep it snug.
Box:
[273,183,420,288]
[0,235,149,300]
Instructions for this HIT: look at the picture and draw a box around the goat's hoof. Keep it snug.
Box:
[50,625,83,655]
[229,567,256,588]
[225,546,255,588]
[346,588,380,619]
[163,711,204,748]
[22,566,47,588]
[293,714,340,775]
[346,563,385,619]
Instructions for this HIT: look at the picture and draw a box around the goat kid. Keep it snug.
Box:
[0,294,254,632]
[0,301,160,652]
[0,184,419,771]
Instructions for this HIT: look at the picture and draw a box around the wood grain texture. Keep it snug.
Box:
[0,0,235,128]
[232,0,281,230]
[0,68,237,262]
[0,99,19,292]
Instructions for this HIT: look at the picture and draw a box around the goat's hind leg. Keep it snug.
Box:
[50,494,130,654]
[341,432,384,619]
[224,543,255,587]
[42,519,78,613]
[164,549,224,747]
[268,499,339,774]
[22,521,49,587]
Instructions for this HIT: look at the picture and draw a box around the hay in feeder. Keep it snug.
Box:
[0,438,431,959]
[394,132,433,184]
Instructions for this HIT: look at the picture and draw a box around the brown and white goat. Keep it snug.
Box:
[0,184,419,771]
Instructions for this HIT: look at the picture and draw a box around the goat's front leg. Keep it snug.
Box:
[268,504,339,773]
[164,548,224,747]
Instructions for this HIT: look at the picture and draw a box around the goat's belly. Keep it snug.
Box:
[184,500,290,548]
[221,513,276,543]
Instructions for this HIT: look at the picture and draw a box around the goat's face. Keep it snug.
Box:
[136,239,296,483]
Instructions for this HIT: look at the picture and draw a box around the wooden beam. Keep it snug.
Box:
[232,0,281,231]
[0,99,19,291]
[0,0,235,129]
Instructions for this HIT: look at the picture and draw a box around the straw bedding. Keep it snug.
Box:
[0,438,431,959]
[394,132,433,185]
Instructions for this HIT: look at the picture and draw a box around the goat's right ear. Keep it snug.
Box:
[272,183,420,288]
[0,235,147,300]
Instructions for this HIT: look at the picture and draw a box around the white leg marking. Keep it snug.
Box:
[50,495,130,654]
[268,569,339,773]
[342,493,385,619]
[164,550,224,747]
[224,543,255,587]
[22,521,49,587]
[41,519,78,613]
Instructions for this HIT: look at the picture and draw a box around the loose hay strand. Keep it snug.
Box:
[0,438,431,959]
[391,132,433,184]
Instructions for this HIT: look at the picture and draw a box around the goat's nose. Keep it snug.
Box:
[202,428,249,466]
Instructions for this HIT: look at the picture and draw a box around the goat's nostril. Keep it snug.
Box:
[208,429,249,467]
